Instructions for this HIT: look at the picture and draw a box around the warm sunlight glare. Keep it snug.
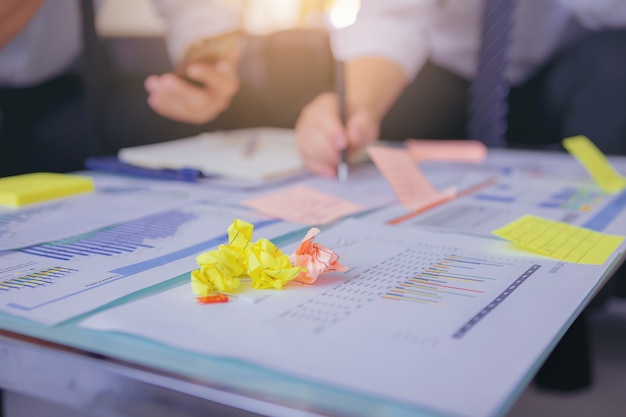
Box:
[327,0,360,29]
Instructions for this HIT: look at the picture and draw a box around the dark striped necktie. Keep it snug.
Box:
[79,0,109,157]
[467,0,515,147]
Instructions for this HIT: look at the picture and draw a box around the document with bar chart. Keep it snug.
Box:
[367,174,626,237]
[81,218,619,417]
[0,199,302,325]
[0,173,238,251]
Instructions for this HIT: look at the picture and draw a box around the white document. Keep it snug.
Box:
[222,162,400,213]
[366,170,626,237]
[0,201,304,325]
[0,173,235,251]
[81,218,616,417]
[118,127,306,182]
[217,160,495,221]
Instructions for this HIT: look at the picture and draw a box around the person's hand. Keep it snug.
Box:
[144,50,240,125]
[295,92,379,177]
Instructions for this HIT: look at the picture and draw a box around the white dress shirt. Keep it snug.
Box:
[151,0,241,64]
[0,0,82,87]
[331,0,626,85]
[0,0,241,88]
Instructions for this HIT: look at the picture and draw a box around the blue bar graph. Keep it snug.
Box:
[16,209,197,261]
[0,203,63,238]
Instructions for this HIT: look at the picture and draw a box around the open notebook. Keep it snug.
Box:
[118,127,306,182]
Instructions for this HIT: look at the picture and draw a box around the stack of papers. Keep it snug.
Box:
[118,127,306,182]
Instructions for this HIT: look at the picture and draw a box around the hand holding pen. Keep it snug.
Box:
[294,92,379,179]
[295,56,409,178]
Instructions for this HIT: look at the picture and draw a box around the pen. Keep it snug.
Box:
[242,131,259,158]
[85,156,203,182]
[335,59,349,181]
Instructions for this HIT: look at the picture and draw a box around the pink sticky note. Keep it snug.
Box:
[366,146,456,211]
[243,184,364,225]
[405,139,487,162]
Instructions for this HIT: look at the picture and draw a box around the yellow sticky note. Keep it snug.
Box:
[492,214,624,265]
[0,172,94,207]
[562,135,626,193]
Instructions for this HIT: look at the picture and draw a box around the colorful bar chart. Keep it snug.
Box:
[271,246,527,335]
[584,190,626,231]
[0,266,77,292]
[382,255,507,305]
[538,187,604,210]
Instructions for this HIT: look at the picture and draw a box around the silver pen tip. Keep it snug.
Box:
[337,162,349,182]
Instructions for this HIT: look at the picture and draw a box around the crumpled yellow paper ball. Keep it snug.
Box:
[192,245,243,295]
[247,238,303,289]
[192,219,305,297]
[191,220,348,302]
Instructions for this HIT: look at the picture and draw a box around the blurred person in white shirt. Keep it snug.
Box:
[294,0,626,177]
[0,0,245,177]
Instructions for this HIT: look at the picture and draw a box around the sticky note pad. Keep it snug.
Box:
[562,135,626,193]
[243,184,364,225]
[492,214,624,265]
[0,172,94,207]
[405,139,487,162]
[366,145,456,211]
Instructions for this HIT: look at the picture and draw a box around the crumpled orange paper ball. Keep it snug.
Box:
[289,227,348,284]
